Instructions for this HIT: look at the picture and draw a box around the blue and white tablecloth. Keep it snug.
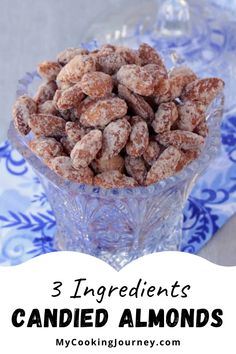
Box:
[0,112,236,265]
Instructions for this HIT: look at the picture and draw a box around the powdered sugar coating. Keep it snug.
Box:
[194,120,209,137]
[29,114,66,137]
[117,64,154,96]
[12,95,37,135]
[73,96,95,119]
[29,137,63,160]
[154,89,172,104]
[65,121,86,144]
[80,71,113,98]
[92,155,124,174]
[116,46,141,65]
[57,48,89,66]
[94,170,138,188]
[38,100,58,115]
[71,130,102,169]
[143,141,161,166]
[56,81,75,90]
[95,51,127,75]
[177,101,206,131]
[60,136,75,155]
[145,146,181,185]
[53,89,62,106]
[34,81,57,104]
[138,43,167,74]
[57,54,96,83]
[144,64,169,96]
[50,156,94,184]
[181,78,225,105]
[126,119,149,157]
[56,83,85,110]
[169,66,197,99]
[152,102,178,133]
[175,150,200,172]
[101,118,131,159]
[125,156,147,184]
[37,61,61,81]
[58,108,76,122]
[118,84,154,121]
[100,44,116,54]
[156,130,205,151]
[80,97,127,127]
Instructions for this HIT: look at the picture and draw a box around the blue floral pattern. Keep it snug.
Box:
[0,113,236,265]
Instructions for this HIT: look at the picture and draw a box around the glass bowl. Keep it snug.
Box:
[8,71,224,270]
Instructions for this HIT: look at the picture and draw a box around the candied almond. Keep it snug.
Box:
[92,155,124,174]
[101,118,131,159]
[152,102,178,133]
[118,84,154,121]
[53,89,62,106]
[57,54,96,83]
[95,51,127,75]
[12,95,37,135]
[71,130,102,169]
[56,83,85,110]
[154,66,197,102]
[29,113,66,137]
[80,71,113,98]
[181,78,224,105]
[116,46,141,65]
[143,141,161,166]
[29,137,63,160]
[126,119,149,157]
[117,64,154,96]
[57,47,89,66]
[169,66,197,99]
[175,150,200,172]
[58,109,76,121]
[38,100,58,115]
[60,136,75,155]
[34,81,57,104]
[194,120,209,137]
[94,170,138,188]
[65,121,85,144]
[145,146,181,185]
[156,130,205,150]
[154,90,172,105]
[130,116,144,124]
[177,101,206,131]
[80,97,127,127]
[125,156,147,185]
[138,43,167,74]
[144,64,169,96]
[50,156,93,184]
[73,96,95,119]
[56,81,75,90]
[37,61,61,81]
[100,44,116,53]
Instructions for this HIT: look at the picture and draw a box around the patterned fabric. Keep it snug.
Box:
[0,112,236,265]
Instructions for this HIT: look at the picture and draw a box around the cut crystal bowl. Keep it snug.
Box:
[8,70,224,270]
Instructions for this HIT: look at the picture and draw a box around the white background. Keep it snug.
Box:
[0,252,235,353]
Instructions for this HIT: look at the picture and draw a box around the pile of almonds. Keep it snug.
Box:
[12,43,224,188]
